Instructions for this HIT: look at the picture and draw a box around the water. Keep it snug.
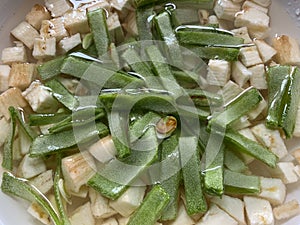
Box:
[287,0,300,27]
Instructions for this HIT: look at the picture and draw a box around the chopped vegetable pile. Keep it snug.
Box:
[1,0,300,225]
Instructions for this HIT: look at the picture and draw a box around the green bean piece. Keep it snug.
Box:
[159,135,181,221]
[29,113,70,126]
[177,88,222,108]
[180,136,207,215]
[177,31,244,46]
[48,108,106,134]
[88,127,159,200]
[87,8,111,58]
[202,134,224,196]
[224,129,278,168]
[171,8,200,26]
[2,107,37,170]
[127,185,170,225]
[146,45,182,97]
[266,66,300,138]
[224,149,248,173]
[172,70,199,89]
[129,111,161,143]
[2,109,17,170]
[45,79,79,111]
[1,172,61,225]
[134,0,215,9]
[30,122,109,157]
[185,45,240,61]
[37,55,66,80]
[224,169,260,194]
[108,111,131,159]
[136,7,155,40]
[99,89,177,113]
[154,11,184,68]
[60,57,144,88]
[209,88,262,129]
[54,155,70,225]
[266,65,290,129]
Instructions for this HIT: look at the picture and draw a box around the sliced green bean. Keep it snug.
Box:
[177,31,244,46]
[136,7,155,41]
[45,79,79,111]
[159,135,181,221]
[60,57,144,88]
[30,122,109,157]
[37,55,66,80]
[185,45,240,61]
[224,129,278,168]
[224,149,248,173]
[180,136,207,215]
[1,172,61,225]
[87,8,111,58]
[224,169,260,194]
[88,127,158,200]
[154,11,184,68]
[209,88,262,129]
[128,185,170,225]
[29,113,70,126]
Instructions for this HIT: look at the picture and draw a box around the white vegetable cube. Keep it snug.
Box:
[102,218,118,225]
[64,10,90,35]
[234,8,270,39]
[58,34,82,54]
[1,42,27,65]
[110,0,132,11]
[214,0,241,21]
[251,123,288,159]
[294,165,300,177]
[231,61,252,87]
[89,188,117,219]
[89,135,117,164]
[239,46,263,67]
[273,200,300,220]
[27,202,51,225]
[244,196,274,225]
[268,162,299,184]
[86,1,111,12]
[40,18,69,42]
[218,80,243,104]
[231,27,252,44]
[8,63,36,90]
[272,35,300,66]
[0,87,28,120]
[45,0,72,17]
[254,39,277,63]
[17,154,47,179]
[11,21,39,49]
[0,65,11,92]
[292,148,300,164]
[248,98,267,120]
[207,60,231,86]
[69,202,95,225]
[109,185,146,217]
[168,203,194,225]
[196,204,238,225]
[33,37,56,60]
[252,0,271,7]
[30,170,54,194]
[258,177,286,206]
[22,81,59,113]
[26,4,51,30]
[242,1,268,14]
[248,64,267,89]
[62,152,96,193]
[0,117,10,147]
[211,195,246,225]
[207,15,219,26]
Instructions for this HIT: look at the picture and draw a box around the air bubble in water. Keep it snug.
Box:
[296,8,300,16]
